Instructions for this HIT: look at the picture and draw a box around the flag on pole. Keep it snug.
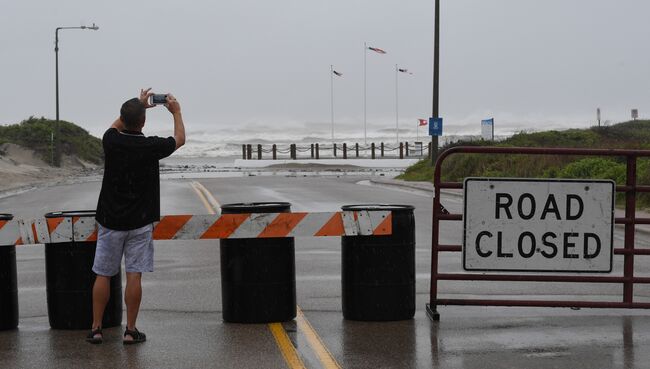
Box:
[398,68,412,75]
[367,46,387,54]
[418,119,428,126]
[332,70,343,77]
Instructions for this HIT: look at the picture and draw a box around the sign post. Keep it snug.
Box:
[463,178,615,273]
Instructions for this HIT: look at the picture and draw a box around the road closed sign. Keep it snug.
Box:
[463,178,615,273]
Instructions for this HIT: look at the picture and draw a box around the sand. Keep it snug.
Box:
[0,143,101,196]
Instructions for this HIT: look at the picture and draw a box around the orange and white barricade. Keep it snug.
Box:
[4,210,393,246]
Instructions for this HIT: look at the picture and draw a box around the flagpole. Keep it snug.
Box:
[395,64,399,144]
[330,65,334,141]
[417,120,419,142]
[363,42,367,145]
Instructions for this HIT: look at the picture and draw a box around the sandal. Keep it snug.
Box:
[123,328,146,345]
[86,327,103,344]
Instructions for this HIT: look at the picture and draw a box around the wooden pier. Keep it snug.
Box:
[241,142,432,160]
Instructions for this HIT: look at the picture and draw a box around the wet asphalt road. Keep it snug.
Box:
[1,175,650,369]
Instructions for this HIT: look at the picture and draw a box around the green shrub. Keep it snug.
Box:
[557,158,626,184]
[0,116,103,164]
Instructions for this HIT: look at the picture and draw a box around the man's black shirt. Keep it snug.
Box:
[96,128,176,230]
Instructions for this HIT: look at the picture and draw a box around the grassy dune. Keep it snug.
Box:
[398,120,650,209]
[0,116,103,165]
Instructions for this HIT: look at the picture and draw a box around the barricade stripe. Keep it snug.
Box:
[373,213,392,235]
[341,211,359,235]
[287,212,334,237]
[174,215,219,240]
[0,220,21,246]
[153,215,193,240]
[356,211,374,235]
[34,218,51,244]
[47,217,65,234]
[18,219,34,245]
[229,213,278,239]
[31,223,39,244]
[258,212,308,238]
[72,217,97,242]
[200,213,250,239]
[87,228,98,242]
[315,213,345,237]
[50,218,73,243]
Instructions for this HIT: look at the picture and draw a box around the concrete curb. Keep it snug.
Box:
[368,178,462,197]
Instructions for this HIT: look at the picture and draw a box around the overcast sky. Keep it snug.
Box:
[1,0,649,138]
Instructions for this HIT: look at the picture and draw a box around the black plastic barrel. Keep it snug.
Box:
[341,204,415,321]
[0,214,18,330]
[44,211,122,330]
[220,202,296,323]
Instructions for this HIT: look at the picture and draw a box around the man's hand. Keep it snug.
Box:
[165,94,181,115]
[139,88,155,109]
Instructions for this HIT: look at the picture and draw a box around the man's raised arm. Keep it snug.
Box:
[165,94,185,150]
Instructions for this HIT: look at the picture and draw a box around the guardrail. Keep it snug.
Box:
[427,146,650,320]
[241,142,432,160]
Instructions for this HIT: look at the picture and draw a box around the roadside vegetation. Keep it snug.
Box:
[398,120,650,209]
[0,116,103,164]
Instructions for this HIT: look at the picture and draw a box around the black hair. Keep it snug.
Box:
[120,98,146,130]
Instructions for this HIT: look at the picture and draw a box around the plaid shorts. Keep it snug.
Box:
[92,223,154,276]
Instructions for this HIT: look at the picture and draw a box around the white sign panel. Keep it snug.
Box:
[463,178,615,273]
[481,119,494,141]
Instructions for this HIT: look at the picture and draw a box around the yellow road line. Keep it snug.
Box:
[192,181,222,215]
[297,306,342,369]
[189,182,306,369]
[269,323,307,369]
[190,181,217,215]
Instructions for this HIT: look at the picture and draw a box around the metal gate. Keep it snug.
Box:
[426,146,650,320]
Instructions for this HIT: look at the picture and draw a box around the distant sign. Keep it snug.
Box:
[632,109,639,120]
[481,118,494,141]
[429,117,443,136]
[463,178,615,273]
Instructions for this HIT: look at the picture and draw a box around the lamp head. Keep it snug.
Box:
[89,23,99,30]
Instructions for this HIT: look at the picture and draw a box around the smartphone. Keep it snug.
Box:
[150,94,168,105]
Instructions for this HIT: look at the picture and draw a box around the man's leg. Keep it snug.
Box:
[124,272,142,338]
[123,224,154,342]
[90,224,125,338]
[91,275,111,331]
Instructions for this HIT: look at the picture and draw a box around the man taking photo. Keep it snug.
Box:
[87,88,185,344]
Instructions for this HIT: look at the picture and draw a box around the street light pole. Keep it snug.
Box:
[395,66,412,145]
[431,0,440,165]
[395,64,399,144]
[331,65,334,141]
[54,23,99,166]
[363,42,367,145]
